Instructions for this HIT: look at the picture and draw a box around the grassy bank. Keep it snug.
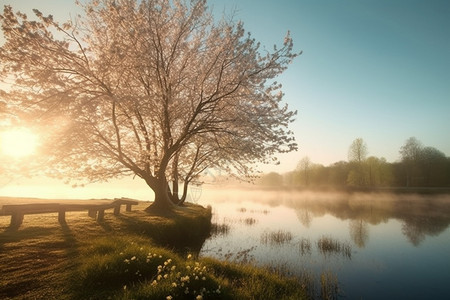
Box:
[0,199,308,299]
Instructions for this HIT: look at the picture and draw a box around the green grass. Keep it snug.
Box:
[201,258,307,300]
[72,236,219,299]
[320,272,339,300]
[0,200,308,299]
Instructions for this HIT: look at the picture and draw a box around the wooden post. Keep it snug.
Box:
[97,209,105,221]
[58,209,66,224]
[10,212,24,228]
[88,209,97,218]
[126,204,132,212]
[114,205,120,215]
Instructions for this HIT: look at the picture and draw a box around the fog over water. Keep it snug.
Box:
[197,187,450,300]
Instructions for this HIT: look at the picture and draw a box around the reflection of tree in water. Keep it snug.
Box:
[401,220,425,246]
[287,193,450,247]
[349,219,369,248]
[401,215,450,246]
[296,208,313,228]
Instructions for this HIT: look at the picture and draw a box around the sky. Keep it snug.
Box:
[209,0,450,170]
[0,0,449,197]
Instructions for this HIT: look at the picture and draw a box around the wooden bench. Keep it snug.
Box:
[0,198,139,228]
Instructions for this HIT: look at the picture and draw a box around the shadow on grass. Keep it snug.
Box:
[61,223,80,258]
[115,211,211,253]
[0,227,57,249]
[97,219,114,232]
[0,224,81,299]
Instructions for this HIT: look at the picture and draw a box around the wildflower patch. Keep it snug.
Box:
[76,237,222,299]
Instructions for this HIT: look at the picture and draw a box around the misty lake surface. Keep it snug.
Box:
[196,188,450,299]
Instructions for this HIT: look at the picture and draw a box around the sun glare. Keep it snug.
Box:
[0,128,38,158]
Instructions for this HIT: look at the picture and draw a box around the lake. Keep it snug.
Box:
[197,188,450,299]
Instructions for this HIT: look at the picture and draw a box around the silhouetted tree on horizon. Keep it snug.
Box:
[400,137,423,187]
[348,138,368,163]
[347,138,369,187]
[297,156,312,186]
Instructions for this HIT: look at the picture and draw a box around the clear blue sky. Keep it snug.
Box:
[211,0,450,172]
[1,0,450,173]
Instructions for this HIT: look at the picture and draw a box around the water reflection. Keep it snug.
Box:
[296,207,312,228]
[199,188,450,300]
[281,191,450,246]
[349,219,369,248]
[204,189,450,246]
[208,191,450,248]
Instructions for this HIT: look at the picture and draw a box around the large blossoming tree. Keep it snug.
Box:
[0,0,299,210]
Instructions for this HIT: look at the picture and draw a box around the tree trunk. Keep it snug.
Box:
[178,180,189,206]
[170,180,180,204]
[144,152,177,211]
[170,153,180,204]
[145,178,175,211]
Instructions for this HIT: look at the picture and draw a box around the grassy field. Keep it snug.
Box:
[0,198,309,299]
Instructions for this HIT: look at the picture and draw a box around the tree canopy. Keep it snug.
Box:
[0,0,299,209]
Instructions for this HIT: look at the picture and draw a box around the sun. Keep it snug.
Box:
[0,128,38,158]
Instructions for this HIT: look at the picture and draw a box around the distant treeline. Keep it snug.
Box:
[257,137,450,189]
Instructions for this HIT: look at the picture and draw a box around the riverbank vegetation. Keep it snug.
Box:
[257,137,450,189]
[0,200,310,299]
